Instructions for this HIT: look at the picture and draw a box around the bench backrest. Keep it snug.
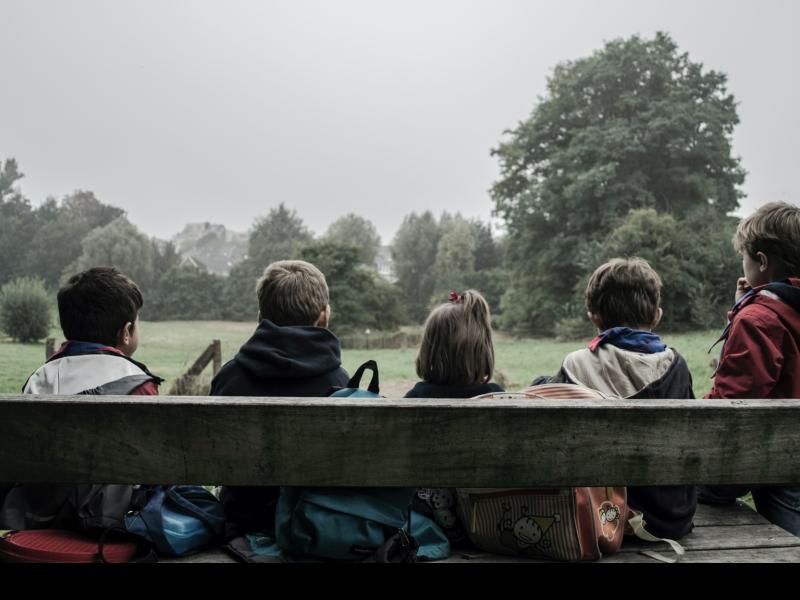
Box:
[1,395,798,487]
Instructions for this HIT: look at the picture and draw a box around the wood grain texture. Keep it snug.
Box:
[1,396,799,487]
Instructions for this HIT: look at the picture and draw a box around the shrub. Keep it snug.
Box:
[554,316,596,343]
[0,277,52,342]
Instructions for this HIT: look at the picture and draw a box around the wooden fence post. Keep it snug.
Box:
[45,338,55,360]
[212,340,222,375]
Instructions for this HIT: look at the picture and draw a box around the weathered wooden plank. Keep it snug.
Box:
[169,545,800,564]
[620,524,800,553]
[604,547,800,563]
[693,502,765,527]
[1,396,799,487]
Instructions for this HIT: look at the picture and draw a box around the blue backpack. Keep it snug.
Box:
[124,485,226,557]
[328,360,381,398]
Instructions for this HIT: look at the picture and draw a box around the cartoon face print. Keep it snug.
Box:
[498,504,560,554]
[513,516,544,546]
[598,501,621,541]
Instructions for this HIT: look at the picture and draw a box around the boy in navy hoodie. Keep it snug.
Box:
[210,260,349,538]
[536,258,697,540]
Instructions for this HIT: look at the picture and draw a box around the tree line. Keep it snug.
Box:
[1,32,749,339]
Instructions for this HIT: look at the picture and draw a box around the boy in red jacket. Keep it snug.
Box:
[699,202,800,535]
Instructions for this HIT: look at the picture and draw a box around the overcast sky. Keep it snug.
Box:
[1,0,798,243]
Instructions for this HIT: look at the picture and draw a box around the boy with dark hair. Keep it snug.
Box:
[537,257,697,540]
[699,202,800,536]
[23,266,161,395]
[1,267,161,530]
[210,260,349,538]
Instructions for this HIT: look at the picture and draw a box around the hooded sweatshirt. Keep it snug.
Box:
[210,319,350,539]
[708,278,800,400]
[543,341,697,540]
[210,319,349,397]
[23,341,162,396]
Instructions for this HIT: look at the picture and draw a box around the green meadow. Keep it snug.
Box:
[0,321,720,397]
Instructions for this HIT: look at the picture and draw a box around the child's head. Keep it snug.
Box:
[416,290,494,386]
[256,260,331,327]
[58,267,143,355]
[585,258,663,331]
[733,202,800,287]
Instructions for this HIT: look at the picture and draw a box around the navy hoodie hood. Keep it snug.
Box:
[763,280,800,314]
[235,319,344,380]
[210,319,349,399]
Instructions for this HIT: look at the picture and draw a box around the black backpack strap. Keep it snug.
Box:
[346,360,380,395]
[98,526,158,564]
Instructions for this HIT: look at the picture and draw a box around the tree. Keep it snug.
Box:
[430,216,477,304]
[300,240,402,333]
[148,264,227,321]
[491,32,745,333]
[391,211,442,322]
[0,159,37,285]
[248,204,313,269]
[223,204,314,321]
[580,208,739,330]
[68,217,156,290]
[25,191,125,288]
[324,214,382,267]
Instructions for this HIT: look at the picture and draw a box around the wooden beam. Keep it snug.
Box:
[1,396,799,487]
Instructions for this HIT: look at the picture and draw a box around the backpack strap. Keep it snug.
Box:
[98,526,158,563]
[627,511,685,563]
[346,360,380,395]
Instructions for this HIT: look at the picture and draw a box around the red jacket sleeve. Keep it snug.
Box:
[706,308,784,399]
[129,380,160,396]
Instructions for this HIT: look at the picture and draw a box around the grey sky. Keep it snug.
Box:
[2,0,798,243]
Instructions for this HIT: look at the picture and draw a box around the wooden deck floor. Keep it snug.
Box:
[168,502,800,564]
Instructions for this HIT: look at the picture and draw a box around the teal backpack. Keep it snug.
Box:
[264,360,450,562]
[274,487,450,562]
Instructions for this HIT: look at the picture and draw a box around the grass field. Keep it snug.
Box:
[0,321,720,397]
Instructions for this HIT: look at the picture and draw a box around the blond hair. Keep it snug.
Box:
[586,258,663,330]
[415,290,495,386]
[256,260,329,326]
[733,202,800,276]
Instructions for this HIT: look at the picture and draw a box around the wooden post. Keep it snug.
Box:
[212,339,222,376]
[45,338,55,360]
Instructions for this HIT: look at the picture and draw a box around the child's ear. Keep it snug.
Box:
[315,305,331,328]
[652,308,664,330]
[756,251,770,273]
[587,312,604,331]
[118,321,134,346]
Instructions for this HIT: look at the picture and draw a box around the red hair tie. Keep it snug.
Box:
[449,291,460,303]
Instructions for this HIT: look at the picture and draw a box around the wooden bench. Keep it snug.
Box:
[2,395,800,563]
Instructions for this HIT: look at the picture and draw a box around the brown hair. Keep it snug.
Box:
[415,290,495,386]
[733,202,800,277]
[585,258,662,330]
[58,267,143,346]
[256,260,329,327]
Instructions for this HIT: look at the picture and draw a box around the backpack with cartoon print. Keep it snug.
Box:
[456,384,684,562]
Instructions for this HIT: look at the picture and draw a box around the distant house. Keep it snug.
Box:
[180,255,208,271]
[376,246,396,283]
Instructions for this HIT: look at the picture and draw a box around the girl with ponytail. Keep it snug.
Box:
[404,290,503,398]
